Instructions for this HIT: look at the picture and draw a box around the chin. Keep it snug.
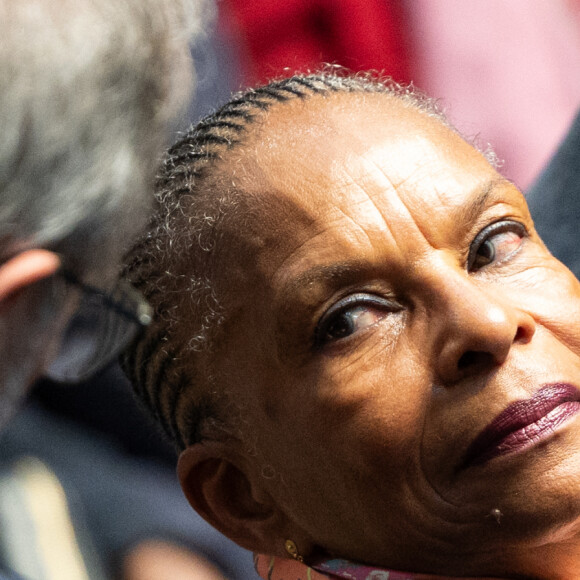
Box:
[461,443,580,551]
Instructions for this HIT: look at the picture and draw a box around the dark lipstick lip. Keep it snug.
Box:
[461,383,580,469]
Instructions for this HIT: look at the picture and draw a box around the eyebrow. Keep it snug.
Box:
[456,177,516,226]
[278,260,371,313]
[277,177,517,308]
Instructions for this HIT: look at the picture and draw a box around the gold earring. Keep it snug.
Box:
[284,539,304,563]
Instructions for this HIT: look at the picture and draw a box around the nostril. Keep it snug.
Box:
[514,323,532,344]
[457,351,477,370]
[457,350,495,370]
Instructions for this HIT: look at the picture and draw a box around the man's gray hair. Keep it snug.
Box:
[0,0,211,279]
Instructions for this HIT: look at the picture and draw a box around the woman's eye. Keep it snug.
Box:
[467,220,527,272]
[315,295,394,348]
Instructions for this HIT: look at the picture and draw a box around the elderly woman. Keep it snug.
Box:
[123,72,580,579]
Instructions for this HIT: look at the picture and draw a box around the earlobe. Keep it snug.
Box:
[177,442,290,555]
[0,249,61,306]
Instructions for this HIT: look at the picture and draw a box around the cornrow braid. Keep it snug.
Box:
[122,70,450,451]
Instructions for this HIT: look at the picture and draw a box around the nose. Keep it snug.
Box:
[428,274,536,385]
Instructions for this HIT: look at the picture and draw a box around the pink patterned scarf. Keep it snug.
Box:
[254,554,500,580]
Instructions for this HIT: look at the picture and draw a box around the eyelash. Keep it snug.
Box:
[466,219,527,272]
[314,293,396,349]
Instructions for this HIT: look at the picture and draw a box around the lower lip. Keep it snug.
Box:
[473,401,580,465]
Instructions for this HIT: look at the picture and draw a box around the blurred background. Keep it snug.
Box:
[214,0,580,190]
[2,1,580,579]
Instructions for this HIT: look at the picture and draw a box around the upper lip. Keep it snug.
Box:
[460,383,580,469]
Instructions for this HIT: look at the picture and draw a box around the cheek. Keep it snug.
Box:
[258,351,444,559]
[519,260,580,351]
[277,344,429,478]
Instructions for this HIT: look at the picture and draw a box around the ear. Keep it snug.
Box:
[0,250,61,307]
[178,442,293,556]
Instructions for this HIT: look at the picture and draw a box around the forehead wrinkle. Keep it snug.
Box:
[359,152,515,252]
[269,151,418,306]
[266,172,390,282]
[328,202,385,253]
[268,208,372,297]
[349,154,426,257]
[324,161,399,247]
[268,185,397,314]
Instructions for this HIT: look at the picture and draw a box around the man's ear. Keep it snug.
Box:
[178,442,292,556]
[0,250,60,307]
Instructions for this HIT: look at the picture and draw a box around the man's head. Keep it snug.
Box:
[0,0,208,424]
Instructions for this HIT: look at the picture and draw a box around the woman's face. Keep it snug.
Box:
[212,94,580,575]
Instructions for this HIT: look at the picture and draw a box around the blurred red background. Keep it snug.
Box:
[217,0,580,189]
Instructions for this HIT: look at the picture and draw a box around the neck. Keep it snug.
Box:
[509,534,580,580]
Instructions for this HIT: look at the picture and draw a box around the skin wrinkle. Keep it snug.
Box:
[275,176,520,363]
[333,204,381,255]
[269,171,401,309]
[343,315,475,548]
[410,373,532,564]
[386,478,478,558]
[269,224,372,298]
[333,147,454,264]
[363,154,500,256]
[333,178,399,257]
[264,223,339,289]
[207,84,447,359]
[321,333,395,382]
[363,161,426,259]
